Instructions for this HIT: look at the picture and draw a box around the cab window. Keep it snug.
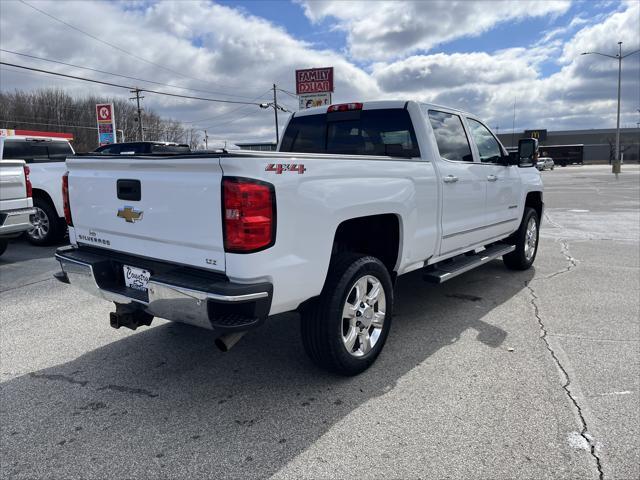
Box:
[467,118,503,163]
[2,140,29,160]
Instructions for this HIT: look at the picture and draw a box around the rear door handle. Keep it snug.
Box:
[443,175,458,184]
[487,175,498,182]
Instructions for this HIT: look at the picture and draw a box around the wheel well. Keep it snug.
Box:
[32,188,55,207]
[332,214,400,274]
[525,191,543,220]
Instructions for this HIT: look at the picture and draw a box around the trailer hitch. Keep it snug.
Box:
[109,303,153,331]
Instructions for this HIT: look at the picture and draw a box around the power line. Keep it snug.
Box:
[17,0,250,92]
[0,49,265,101]
[184,89,273,124]
[0,66,273,131]
[0,62,263,106]
[201,108,268,131]
[277,88,299,99]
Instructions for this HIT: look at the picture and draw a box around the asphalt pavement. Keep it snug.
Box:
[1,165,638,479]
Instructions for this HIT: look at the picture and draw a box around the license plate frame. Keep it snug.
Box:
[123,265,151,292]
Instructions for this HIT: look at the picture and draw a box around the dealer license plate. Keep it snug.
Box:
[123,265,151,292]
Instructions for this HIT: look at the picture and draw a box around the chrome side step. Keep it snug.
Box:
[423,243,515,284]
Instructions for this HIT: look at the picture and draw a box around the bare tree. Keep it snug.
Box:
[0,88,195,152]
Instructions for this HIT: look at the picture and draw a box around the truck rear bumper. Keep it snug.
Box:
[54,246,272,332]
[0,207,36,237]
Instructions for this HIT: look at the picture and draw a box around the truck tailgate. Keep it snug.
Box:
[66,156,225,273]
[0,160,30,210]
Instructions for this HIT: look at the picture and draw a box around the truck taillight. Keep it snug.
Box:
[62,171,73,226]
[327,103,363,113]
[222,178,275,253]
[24,165,32,198]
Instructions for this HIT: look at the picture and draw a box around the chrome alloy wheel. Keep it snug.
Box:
[28,207,50,241]
[524,217,538,261]
[341,275,386,357]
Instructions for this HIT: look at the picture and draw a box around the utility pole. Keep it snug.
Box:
[129,88,144,141]
[272,84,279,145]
[204,129,208,150]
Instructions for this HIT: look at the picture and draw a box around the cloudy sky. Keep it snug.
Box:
[1,0,639,144]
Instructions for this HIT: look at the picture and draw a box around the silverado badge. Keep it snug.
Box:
[117,206,143,223]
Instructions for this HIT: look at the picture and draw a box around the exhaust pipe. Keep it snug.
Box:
[215,331,247,352]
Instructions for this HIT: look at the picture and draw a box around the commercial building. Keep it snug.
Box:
[497,127,640,164]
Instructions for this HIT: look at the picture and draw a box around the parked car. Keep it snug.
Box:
[54,100,543,375]
[536,156,555,171]
[0,134,74,245]
[0,159,35,256]
[94,141,190,155]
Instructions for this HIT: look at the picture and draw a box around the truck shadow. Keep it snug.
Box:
[0,238,63,265]
[1,261,533,479]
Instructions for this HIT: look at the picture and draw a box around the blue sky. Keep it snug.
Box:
[220,0,626,78]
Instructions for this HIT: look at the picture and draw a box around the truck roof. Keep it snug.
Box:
[293,100,476,118]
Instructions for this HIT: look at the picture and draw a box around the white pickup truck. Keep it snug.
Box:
[54,101,543,375]
[0,159,35,256]
[0,134,75,245]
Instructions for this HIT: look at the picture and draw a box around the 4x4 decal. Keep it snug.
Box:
[265,163,306,174]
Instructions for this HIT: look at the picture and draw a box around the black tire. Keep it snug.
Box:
[301,253,394,376]
[503,207,539,270]
[26,197,65,246]
[0,239,8,256]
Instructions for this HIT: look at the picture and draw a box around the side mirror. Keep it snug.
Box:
[518,138,539,167]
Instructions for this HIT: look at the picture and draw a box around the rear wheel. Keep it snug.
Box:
[26,198,65,246]
[301,253,393,376]
[503,207,539,270]
[0,239,8,256]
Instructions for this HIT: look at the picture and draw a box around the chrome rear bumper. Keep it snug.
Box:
[55,246,272,331]
[0,207,36,237]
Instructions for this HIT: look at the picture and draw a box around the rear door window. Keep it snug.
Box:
[427,110,473,162]
[280,108,420,157]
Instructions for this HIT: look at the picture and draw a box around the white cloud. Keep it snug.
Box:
[0,0,379,142]
[298,0,571,61]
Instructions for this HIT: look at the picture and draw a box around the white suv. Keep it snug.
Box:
[0,135,74,245]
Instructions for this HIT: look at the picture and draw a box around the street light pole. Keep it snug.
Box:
[581,43,640,176]
[614,42,622,174]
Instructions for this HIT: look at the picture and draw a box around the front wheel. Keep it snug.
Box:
[301,253,393,376]
[0,239,8,256]
[503,207,539,270]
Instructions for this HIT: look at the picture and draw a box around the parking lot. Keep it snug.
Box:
[1,165,638,479]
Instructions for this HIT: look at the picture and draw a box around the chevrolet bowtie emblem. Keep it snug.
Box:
[117,206,143,223]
